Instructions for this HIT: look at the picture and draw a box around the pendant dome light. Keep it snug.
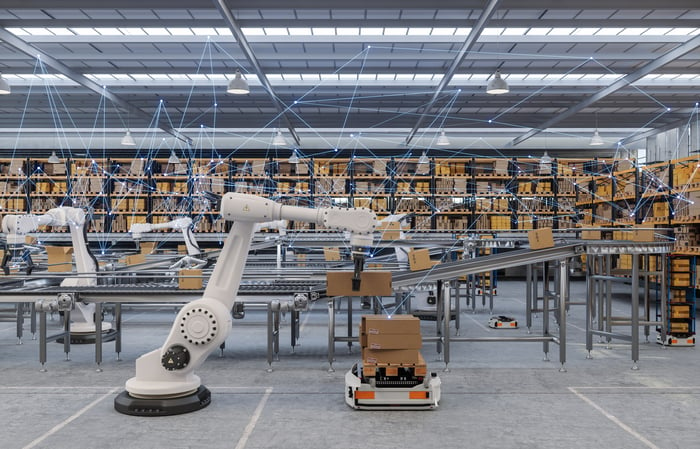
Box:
[486,70,509,95]
[227,69,249,95]
[121,130,136,146]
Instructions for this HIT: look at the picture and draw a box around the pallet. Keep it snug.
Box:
[362,360,427,378]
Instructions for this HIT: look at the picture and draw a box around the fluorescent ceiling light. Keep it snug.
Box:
[47,28,75,36]
[336,28,359,35]
[407,28,432,36]
[482,28,504,36]
[548,28,575,35]
[265,28,289,36]
[311,28,335,35]
[502,28,528,36]
[619,28,648,36]
[360,28,384,35]
[289,28,312,36]
[143,28,170,36]
[431,28,457,36]
[168,28,194,36]
[241,27,265,36]
[572,28,600,35]
[95,28,121,35]
[119,28,147,36]
[383,28,407,36]
[595,28,624,35]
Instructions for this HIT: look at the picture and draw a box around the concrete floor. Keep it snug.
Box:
[0,279,697,449]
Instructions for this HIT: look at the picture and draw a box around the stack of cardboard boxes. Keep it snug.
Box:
[359,315,426,378]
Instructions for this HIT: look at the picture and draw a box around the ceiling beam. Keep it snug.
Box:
[507,33,700,148]
[404,0,501,146]
[618,115,697,146]
[0,28,193,145]
[212,0,300,147]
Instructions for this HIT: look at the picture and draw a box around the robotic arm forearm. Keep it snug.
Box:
[221,194,375,289]
[129,217,201,256]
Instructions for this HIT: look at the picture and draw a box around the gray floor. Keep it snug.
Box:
[0,279,697,449]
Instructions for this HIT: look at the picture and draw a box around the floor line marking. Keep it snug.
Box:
[465,314,489,331]
[234,387,272,449]
[21,387,118,449]
[0,385,272,392]
[568,386,660,449]
[570,386,700,390]
[298,300,315,334]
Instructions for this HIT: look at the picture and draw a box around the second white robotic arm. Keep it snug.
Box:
[2,207,95,279]
[129,217,201,257]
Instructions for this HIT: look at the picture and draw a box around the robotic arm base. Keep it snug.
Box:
[114,385,211,416]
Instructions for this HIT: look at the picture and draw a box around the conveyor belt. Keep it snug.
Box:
[392,243,584,288]
[0,279,326,303]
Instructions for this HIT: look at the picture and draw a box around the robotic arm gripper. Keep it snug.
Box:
[115,193,376,416]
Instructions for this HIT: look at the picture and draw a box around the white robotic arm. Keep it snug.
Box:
[2,207,106,334]
[129,217,201,257]
[116,193,376,415]
[2,207,96,280]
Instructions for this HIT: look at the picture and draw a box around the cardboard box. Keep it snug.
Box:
[631,228,655,242]
[140,241,157,254]
[671,306,691,319]
[45,246,73,272]
[362,348,422,365]
[581,228,601,240]
[528,227,554,249]
[408,248,437,271]
[326,271,392,296]
[671,322,689,333]
[360,314,421,335]
[378,221,401,240]
[323,247,341,261]
[124,253,146,265]
[360,333,422,350]
[179,269,203,290]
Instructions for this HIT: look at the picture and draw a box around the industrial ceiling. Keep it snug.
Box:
[0,0,699,158]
